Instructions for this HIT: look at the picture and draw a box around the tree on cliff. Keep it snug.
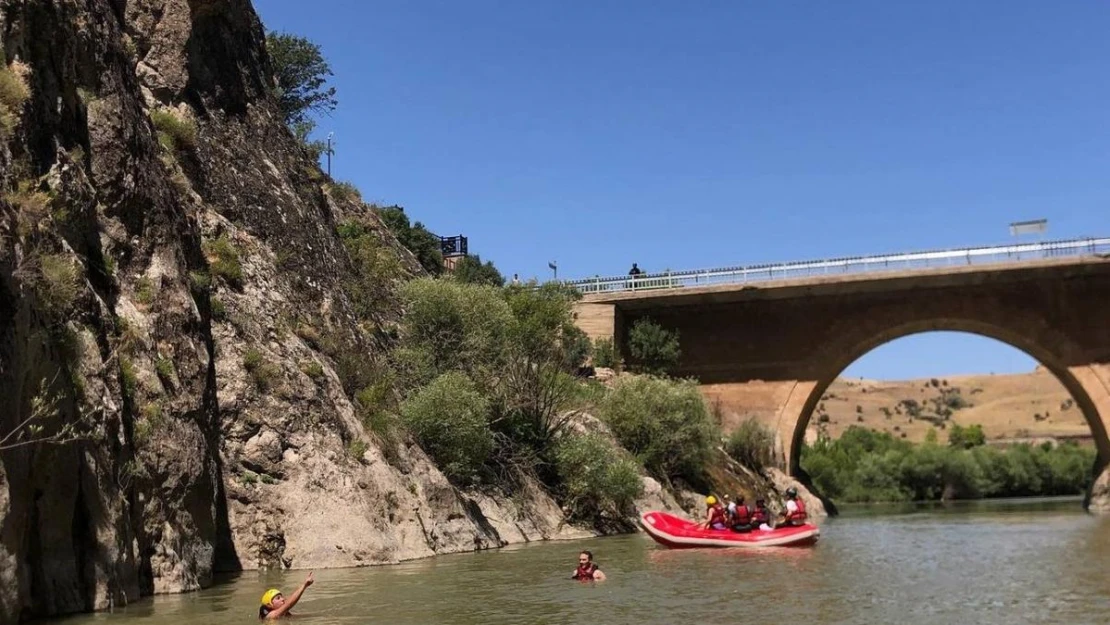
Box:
[452,254,505,287]
[377,205,444,275]
[267,31,338,143]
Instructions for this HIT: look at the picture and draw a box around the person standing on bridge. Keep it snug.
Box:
[628,263,642,276]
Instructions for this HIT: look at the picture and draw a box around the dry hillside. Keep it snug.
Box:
[805,367,1088,445]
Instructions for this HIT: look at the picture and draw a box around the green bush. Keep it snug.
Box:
[627,317,680,375]
[726,419,776,471]
[947,423,985,449]
[155,358,175,380]
[243,348,280,391]
[299,360,325,380]
[400,371,493,483]
[6,181,51,239]
[0,60,30,138]
[396,277,512,389]
[150,108,197,152]
[337,219,405,319]
[801,425,1097,503]
[348,439,368,462]
[31,253,81,320]
[553,433,644,519]
[326,180,362,204]
[210,296,227,320]
[451,254,505,287]
[135,276,156,307]
[592,337,618,369]
[376,205,444,275]
[598,375,718,483]
[203,235,243,287]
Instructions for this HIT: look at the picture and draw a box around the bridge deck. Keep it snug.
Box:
[570,236,1110,304]
[580,254,1110,308]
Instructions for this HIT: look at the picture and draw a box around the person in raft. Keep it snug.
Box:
[702,495,729,530]
[259,571,314,619]
[778,487,808,527]
[572,550,606,581]
[729,494,754,533]
[751,498,772,530]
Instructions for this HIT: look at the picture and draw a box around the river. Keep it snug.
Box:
[55,498,1110,625]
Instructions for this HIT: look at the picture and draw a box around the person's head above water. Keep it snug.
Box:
[258,571,314,620]
[579,550,593,565]
[261,589,284,610]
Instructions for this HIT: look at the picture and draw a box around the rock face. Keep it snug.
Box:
[1087,466,1110,514]
[0,1,581,621]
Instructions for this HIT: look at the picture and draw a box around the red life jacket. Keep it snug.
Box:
[787,497,807,522]
[733,504,751,524]
[709,504,727,526]
[573,563,598,580]
[751,506,769,523]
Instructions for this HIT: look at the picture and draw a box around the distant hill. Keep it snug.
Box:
[805,368,1089,446]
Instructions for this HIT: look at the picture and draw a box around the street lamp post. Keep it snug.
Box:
[548,261,557,281]
[326,132,334,177]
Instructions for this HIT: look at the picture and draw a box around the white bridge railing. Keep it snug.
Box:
[564,236,1110,295]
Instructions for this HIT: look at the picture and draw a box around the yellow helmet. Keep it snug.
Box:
[261,589,281,607]
[706,495,717,505]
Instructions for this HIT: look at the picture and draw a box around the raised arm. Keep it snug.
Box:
[265,572,314,619]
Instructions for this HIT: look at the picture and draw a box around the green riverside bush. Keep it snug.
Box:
[726,419,776,471]
[598,375,718,484]
[400,371,493,484]
[801,425,1097,503]
[553,432,643,519]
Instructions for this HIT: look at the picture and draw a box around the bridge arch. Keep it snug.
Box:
[779,319,1110,483]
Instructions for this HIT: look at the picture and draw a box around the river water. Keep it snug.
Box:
[57,498,1110,625]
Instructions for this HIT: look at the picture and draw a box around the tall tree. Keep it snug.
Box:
[267,31,338,133]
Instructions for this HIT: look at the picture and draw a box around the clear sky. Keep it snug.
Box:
[254,1,1108,380]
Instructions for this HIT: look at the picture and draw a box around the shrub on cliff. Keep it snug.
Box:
[337,219,405,319]
[597,375,719,484]
[395,277,512,389]
[0,58,30,139]
[376,205,444,276]
[400,371,493,483]
[726,419,776,471]
[150,108,197,153]
[627,317,680,375]
[553,432,644,520]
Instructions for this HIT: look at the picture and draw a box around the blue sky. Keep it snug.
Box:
[254,1,1108,380]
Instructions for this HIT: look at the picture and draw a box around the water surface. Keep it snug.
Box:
[58,498,1110,624]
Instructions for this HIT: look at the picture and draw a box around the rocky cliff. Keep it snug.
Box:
[0,1,568,621]
[0,2,805,622]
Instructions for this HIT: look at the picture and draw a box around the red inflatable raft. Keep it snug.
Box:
[639,511,820,549]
